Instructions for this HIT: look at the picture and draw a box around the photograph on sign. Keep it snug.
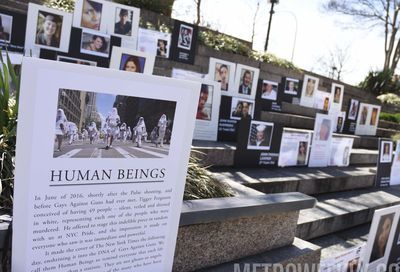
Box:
[348,99,359,120]
[137,28,171,58]
[309,113,333,167]
[80,29,111,58]
[278,129,311,167]
[25,3,72,53]
[109,3,139,40]
[177,24,193,50]
[333,111,346,133]
[320,244,364,272]
[13,58,200,272]
[57,55,97,66]
[380,140,393,163]
[300,74,319,108]
[233,64,259,99]
[247,120,274,150]
[261,80,279,101]
[313,90,331,111]
[54,89,176,157]
[355,103,381,136]
[73,0,108,33]
[109,46,155,74]
[207,57,236,94]
[230,97,254,120]
[362,206,400,272]
[192,79,221,141]
[0,13,12,43]
[284,77,299,95]
[330,83,344,113]
[390,141,400,185]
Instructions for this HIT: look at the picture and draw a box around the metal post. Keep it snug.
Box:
[264,1,276,52]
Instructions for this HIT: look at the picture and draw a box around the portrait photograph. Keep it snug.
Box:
[0,13,12,43]
[196,84,213,121]
[110,4,140,40]
[157,39,168,58]
[348,99,359,120]
[359,105,369,125]
[57,55,97,66]
[300,75,319,108]
[317,118,332,141]
[370,107,379,126]
[369,213,395,263]
[25,3,72,53]
[261,80,278,101]
[284,77,299,95]
[35,11,63,48]
[109,46,155,75]
[73,0,108,33]
[233,64,259,99]
[207,57,236,95]
[333,85,342,104]
[247,120,274,151]
[230,97,254,120]
[380,141,393,163]
[54,89,176,158]
[80,30,111,58]
[296,141,308,165]
[177,24,193,50]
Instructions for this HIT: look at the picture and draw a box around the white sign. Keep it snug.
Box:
[206,57,236,96]
[355,103,381,136]
[278,129,311,167]
[333,111,346,133]
[73,0,109,33]
[233,64,259,100]
[330,83,344,113]
[110,46,155,75]
[329,137,354,167]
[390,140,400,185]
[12,57,200,272]
[137,28,171,59]
[300,74,319,108]
[320,244,364,272]
[171,68,205,80]
[25,3,73,55]
[313,90,331,111]
[308,113,334,167]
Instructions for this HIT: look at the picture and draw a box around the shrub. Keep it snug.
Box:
[113,0,174,16]
[379,112,400,124]
[359,69,400,96]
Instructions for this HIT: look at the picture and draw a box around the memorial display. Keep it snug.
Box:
[330,83,344,113]
[278,129,311,167]
[328,137,353,167]
[170,20,198,64]
[299,74,319,108]
[253,78,283,118]
[313,89,331,111]
[376,139,393,187]
[308,113,333,167]
[333,111,346,133]
[390,140,400,185]
[233,64,260,99]
[73,0,108,33]
[13,57,200,272]
[281,77,301,104]
[207,57,236,95]
[0,8,27,53]
[355,103,381,136]
[137,28,171,59]
[108,3,140,48]
[343,98,360,135]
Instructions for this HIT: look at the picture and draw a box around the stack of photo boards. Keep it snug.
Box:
[0,0,383,170]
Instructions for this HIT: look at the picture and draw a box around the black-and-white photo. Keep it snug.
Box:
[177,24,193,50]
[0,13,12,43]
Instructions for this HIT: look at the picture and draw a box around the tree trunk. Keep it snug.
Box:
[195,0,201,25]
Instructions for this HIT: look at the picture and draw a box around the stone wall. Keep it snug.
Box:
[2,0,395,114]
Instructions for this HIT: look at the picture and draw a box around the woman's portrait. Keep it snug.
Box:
[81,31,110,57]
[381,141,392,163]
[349,99,359,120]
[369,213,394,263]
[35,11,63,48]
[360,106,368,125]
[119,54,145,73]
[323,97,330,111]
[81,0,102,31]
[196,84,213,121]
[318,119,331,141]
[0,13,12,43]
[333,86,341,103]
[297,141,308,165]
[284,78,299,95]
[305,78,316,97]
[157,39,168,58]
[214,63,229,91]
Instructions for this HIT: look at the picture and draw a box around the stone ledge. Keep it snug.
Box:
[179,192,316,227]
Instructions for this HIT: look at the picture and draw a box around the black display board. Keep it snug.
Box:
[0,9,27,53]
[217,95,239,142]
[170,20,198,64]
[281,77,302,104]
[376,138,393,187]
[254,79,282,119]
[343,98,360,135]
[40,27,121,68]
[234,118,283,168]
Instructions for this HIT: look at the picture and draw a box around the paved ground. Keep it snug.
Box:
[53,140,170,158]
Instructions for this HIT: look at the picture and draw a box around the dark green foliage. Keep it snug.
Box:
[113,0,174,16]
[380,112,400,124]
[359,69,400,96]
[0,52,20,208]
[44,0,75,12]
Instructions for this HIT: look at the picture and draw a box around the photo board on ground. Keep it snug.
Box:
[253,78,283,119]
[278,128,311,167]
[376,138,393,188]
[320,244,365,272]
[234,118,283,168]
[12,57,200,272]
[333,111,346,133]
[109,46,155,75]
[330,83,344,113]
[328,137,354,167]
[206,57,236,96]
[308,113,334,167]
[233,64,260,100]
[390,140,400,186]
[137,28,171,59]
[355,102,381,136]
[281,77,301,104]
[0,8,27,53]
[170,20,198,64]
[299,74,319,109]
[343,98,360,135]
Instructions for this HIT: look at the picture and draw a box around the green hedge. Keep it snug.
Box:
[380,112,400,124]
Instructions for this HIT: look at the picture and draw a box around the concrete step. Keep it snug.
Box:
[297,186,400,240]
[379,120,400,131]
[211,166,376,196]
[260,111,397,138]
[192,140,379,167]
